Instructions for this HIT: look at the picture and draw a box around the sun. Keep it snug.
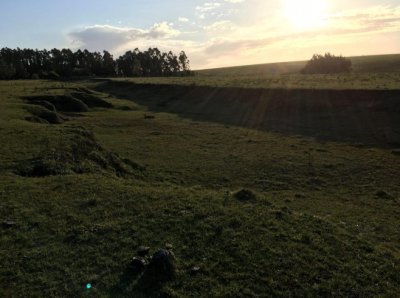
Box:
[283,0,329,30]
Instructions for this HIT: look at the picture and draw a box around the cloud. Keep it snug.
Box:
[69,23,180,51]
[178,17,189,23]
[148,22,179,39]
[196,2,222,13]
[205,5,400,52]
[195,0,243,20]
[204,37,284,56]
[329,5,400,33]
[224,0,245,3]
[204,20,236,32]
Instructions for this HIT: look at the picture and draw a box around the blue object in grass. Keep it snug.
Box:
[86,283,92,289]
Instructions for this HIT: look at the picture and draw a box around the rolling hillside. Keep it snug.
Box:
[1,78,399,296]
[196,54,400,76]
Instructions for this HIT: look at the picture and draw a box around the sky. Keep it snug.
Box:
[0,0,399,69]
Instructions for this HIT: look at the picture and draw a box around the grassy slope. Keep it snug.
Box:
[197,54,400,76]
[112,54,400,90]
[1,79,400,297]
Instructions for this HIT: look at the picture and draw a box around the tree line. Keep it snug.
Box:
[301,53,352,74]
[0,47,192,80]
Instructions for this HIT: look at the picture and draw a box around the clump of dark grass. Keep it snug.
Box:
[233,188,257,201]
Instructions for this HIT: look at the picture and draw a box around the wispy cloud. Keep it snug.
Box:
[204,5,400,53]
[195,0,243,20]
[329,5,400,33]
[204,20,236,32]
[196,2,222,13]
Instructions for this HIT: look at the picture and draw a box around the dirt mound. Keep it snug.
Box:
[70,92,113,108]
[30,100,57,112]
[25,95,89,112]
[26,106,64,124]
[24,91,113,125]
[16,128,144,177]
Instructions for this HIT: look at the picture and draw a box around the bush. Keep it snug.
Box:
[301,53,352,74]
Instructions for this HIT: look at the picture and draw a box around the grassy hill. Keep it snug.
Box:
[1,78,400,297]
[196,53,400,76]
[111,72,400,90]
[110,54,400,90]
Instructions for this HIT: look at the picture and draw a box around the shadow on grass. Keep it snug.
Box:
[96,81,400,148]
[110,267,168,297]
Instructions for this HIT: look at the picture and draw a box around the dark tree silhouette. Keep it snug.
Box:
[0,58,16,79]
[0,47,192,79]
[301,53,352,74]
[102,51,116,76]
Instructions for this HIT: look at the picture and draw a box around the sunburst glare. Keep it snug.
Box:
[283,0,329,30]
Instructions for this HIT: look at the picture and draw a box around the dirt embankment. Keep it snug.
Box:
[99,81,400,147]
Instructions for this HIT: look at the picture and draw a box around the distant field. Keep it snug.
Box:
[111,72,400,90]
[105,52,400,91]
[196,53,400,76]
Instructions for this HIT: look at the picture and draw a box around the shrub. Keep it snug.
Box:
[301,53,352,74]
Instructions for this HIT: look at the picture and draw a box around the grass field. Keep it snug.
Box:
[1,58,400,297]
[105,54,400,90]
[196,54,400,76]
[111,72,400,90]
